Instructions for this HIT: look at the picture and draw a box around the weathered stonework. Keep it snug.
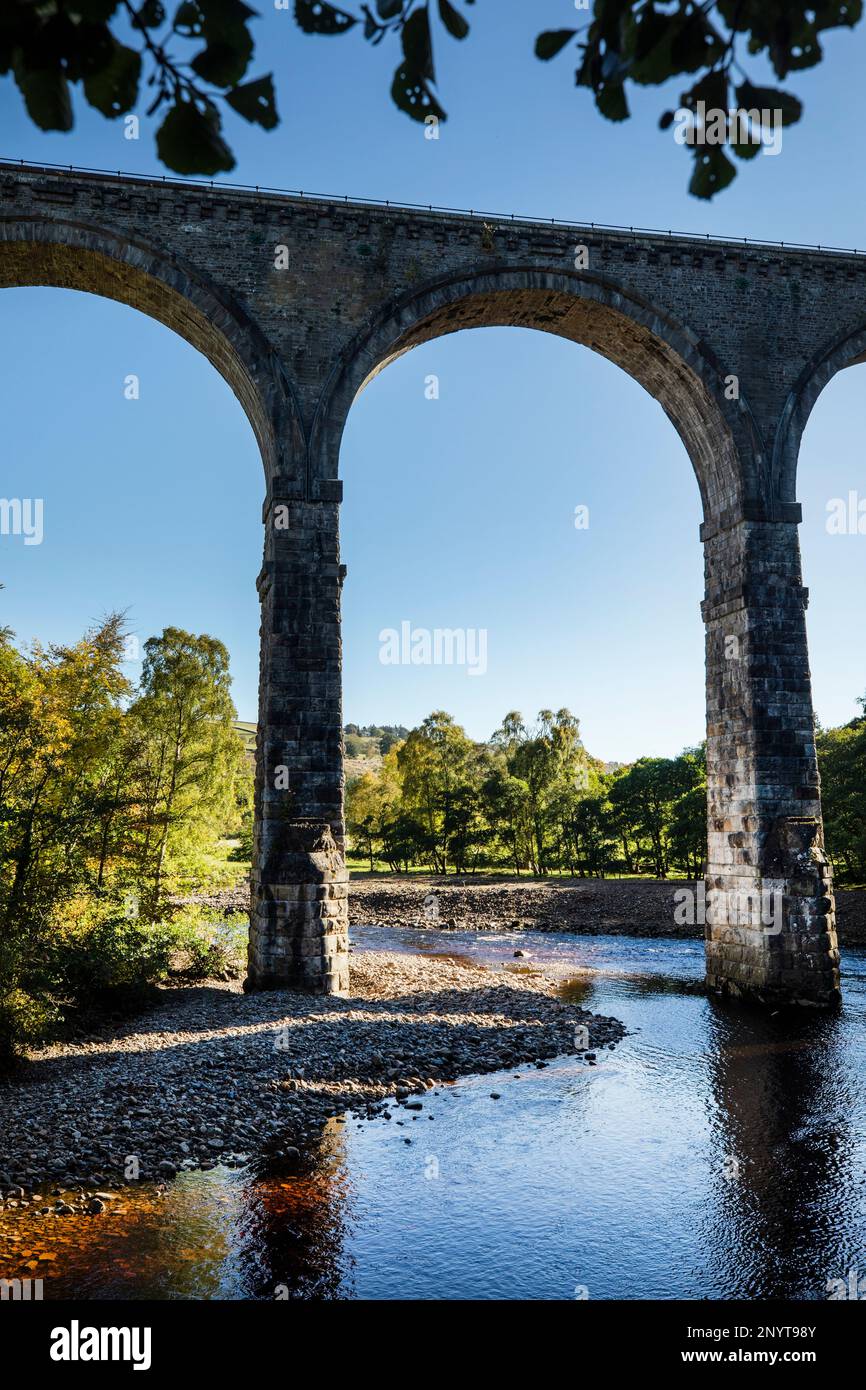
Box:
[0,160,850,1005]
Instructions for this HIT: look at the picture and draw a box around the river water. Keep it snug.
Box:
[3,925,866,1300]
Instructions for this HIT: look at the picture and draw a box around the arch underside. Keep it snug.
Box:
[0,227,280,477]
[775,323,866,505]
[346,279,749,523]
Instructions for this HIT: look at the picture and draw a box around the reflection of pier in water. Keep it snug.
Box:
[5,930,866,1301]
[701,1004,857,1300]
[232,1121,355,1299]
[0,1119,355,1300]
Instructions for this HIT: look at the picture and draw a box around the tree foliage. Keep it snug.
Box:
[347,699,866,887]
[346,705,707,878]
[129,627,244,914]
[2,2,860,191]
[817,702,866,884]
[291,0,862,198]
[0,0,277,176]
[0,615,249,1061]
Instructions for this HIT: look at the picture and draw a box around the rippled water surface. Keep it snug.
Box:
[4,926,866,1300]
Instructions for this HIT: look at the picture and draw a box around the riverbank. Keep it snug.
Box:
[4,924,861,1301]
[0,949,623,1211]
[348,877,866,941]
[180,876,866,942]
[351,876,698,936]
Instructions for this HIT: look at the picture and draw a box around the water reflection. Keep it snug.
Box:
[2,927,866,1299]
[0,1134,357,1300]
[701,1000,865,1299]
[226,1124,355,1299]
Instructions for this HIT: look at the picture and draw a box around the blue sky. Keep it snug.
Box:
[1,3,865,760]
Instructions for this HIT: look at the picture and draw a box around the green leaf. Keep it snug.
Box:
[631,3,669,62]
[735,83,802,126]
[688,145,736,200]
[391,61,445,121]
[402,6,434,80]
[535,30,577,61]
[773,36,822,75]
[628,14,679,88]
[83,39,141,116]
[191,35,252,85]
[225,73,278,127]
[174,1,204,35]
[61,22,116,81]
[723,0,863,79]
[438,0,468,40]
[681,68,728,116]
[669,9,722,74]
[199,0,257,42]
[155,98,236,173]
[73,0,121,20]
[13,64,73,131]
[731,137,762,161]
[595,81,629,122]
[137,0,166,24]
[575,44,597,90]
[294,0,358,34]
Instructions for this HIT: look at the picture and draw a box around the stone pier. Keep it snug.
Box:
[1,159,852,1005]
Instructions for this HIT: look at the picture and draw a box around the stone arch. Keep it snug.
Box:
[0,214,303,479]
[0,214,308,997]
[310,264,763,523]
[773,322,866,506]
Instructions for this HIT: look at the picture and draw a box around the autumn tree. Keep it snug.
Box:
[491,709,588,875]
[128,626,244,914]
[397,711,487,873]
[345,745,399,869]
[817,708,866,882]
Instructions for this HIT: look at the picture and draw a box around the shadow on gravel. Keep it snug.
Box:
[0,975,623,1189]
[0,978,619,1081]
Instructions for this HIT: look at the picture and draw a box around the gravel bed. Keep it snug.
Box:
[348,878,866,942]
[0,950,624,1216]
[173,878,866,942]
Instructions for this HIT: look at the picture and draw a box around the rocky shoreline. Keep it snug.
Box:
[0,949,623,1217]
[179,876,866,943]
[351,877,698,936]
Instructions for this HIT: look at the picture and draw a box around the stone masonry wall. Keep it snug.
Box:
[1,160,856,1004]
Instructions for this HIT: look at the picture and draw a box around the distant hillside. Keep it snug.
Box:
[232,721,402,782]
[345,725,408,758]
[345,751,383,782]
[235,722,626,781]
[344,733,381,760]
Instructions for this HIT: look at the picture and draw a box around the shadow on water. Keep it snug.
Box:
[3,925,866,1299]
[558,970,706,1004]
[0,1138,358,1300]
[697,997,866,1300]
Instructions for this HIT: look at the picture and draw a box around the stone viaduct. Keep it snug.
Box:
[0,159,854,1007]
